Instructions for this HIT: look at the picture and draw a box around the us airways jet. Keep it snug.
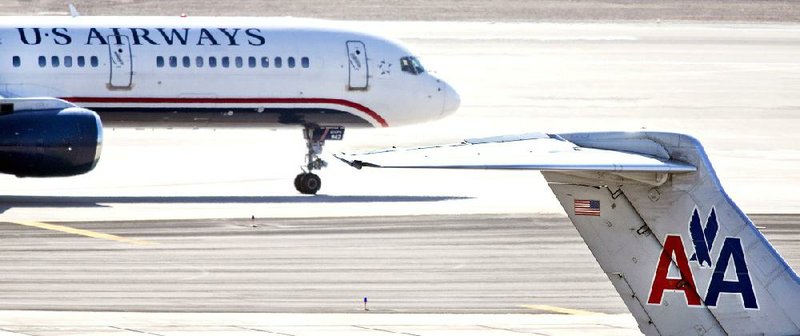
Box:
[0,15,460,194]
[339,132,800,335]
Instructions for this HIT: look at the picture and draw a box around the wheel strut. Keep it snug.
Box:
[294,126,344,195]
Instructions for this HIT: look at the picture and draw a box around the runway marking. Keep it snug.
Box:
[7,220,156,246]
[520,304,605,316]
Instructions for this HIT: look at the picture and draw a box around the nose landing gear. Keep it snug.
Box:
[295,126,344,195]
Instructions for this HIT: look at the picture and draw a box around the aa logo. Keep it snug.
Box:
[689,208,718,268]
[647,208,758,309]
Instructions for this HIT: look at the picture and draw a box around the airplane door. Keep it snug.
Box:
[346,41,368,90]
[108,35,132,89]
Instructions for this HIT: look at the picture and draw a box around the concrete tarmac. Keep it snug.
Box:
[0,311,641,336]
[1,214,797,313]
[0,214,796,335]
[0,214,620,314]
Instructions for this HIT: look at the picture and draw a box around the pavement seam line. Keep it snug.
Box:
[233,326,296,335]
[478,324,550,335]
[519,304,605,316]
[0,327,35,336]
[109,326,165,335]
[8,220,156,246]
[352,325,422,336]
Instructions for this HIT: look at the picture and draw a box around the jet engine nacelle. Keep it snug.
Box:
[0,106,102,177]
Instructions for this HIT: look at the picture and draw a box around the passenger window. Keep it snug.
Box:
[12,56,21,67]
[51,56,60,68]
[156,56,164,68]
[221,56,230,68]
[77,56,85,67]
[209,56,217,68]
[90,56,99,67]
[301,57,309,68]
[261,57,269,68]
[274,57,282,68]
[287,57,295,68]
[169,56,177,67]
[182,56,190,68]
[38,56,46,67]
[248,56,256,68]
[235,57,243,68]
[196,56,204,68]
[64,56,73,67]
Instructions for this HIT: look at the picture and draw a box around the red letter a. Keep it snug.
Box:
[647,235,702,306]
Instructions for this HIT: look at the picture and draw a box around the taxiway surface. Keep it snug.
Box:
[0,214,796,335]
[0,215,800,335]
[1,214,797,313]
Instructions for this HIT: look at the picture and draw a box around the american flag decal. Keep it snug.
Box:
[574,199,601,216]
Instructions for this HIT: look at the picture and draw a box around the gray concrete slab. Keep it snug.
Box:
[0,214,796,314]
[0,214,796,335]
[0,311,641,336]
[0,214,613,313]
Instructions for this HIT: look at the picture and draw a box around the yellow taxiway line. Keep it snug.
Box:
[8,220,156,246]
[519,304,605,316]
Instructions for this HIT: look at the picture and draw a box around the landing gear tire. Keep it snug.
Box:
[295,173,322,195]
[294,174,303,192]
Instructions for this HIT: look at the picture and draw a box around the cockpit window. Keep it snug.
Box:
[400,56,425,75]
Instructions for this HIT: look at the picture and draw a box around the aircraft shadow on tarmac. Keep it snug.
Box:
[0,195,469,213]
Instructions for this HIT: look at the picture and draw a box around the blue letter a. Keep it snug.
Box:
[705,237,758,309]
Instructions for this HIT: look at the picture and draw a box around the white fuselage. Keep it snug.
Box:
[0,16,459,128]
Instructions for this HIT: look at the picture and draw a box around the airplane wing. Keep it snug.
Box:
[335,132,696,173]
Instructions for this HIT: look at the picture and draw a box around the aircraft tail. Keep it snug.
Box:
[544,132,799,335]
[337,131,800,335]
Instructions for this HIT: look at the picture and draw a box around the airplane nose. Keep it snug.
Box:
[442,82,461,115]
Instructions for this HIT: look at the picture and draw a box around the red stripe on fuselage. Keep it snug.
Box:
[60,97,389,127]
